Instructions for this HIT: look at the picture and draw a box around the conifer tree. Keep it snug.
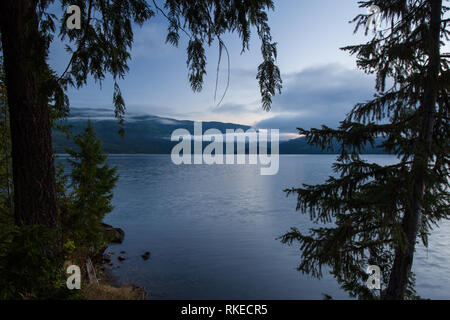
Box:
[281,0,449,300]
[0,56,67,299]
[66,121,118,252]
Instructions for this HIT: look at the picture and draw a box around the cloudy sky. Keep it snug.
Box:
[50,0,382,134]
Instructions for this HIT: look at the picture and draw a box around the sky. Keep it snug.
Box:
[49,0,384,134]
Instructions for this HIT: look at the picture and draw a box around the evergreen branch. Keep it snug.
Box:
[58,0,93,82]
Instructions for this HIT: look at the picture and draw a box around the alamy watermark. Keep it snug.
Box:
[366,265,381,290]
[66,5,81,30]
[66,265,81,290]
[171,122,279,176]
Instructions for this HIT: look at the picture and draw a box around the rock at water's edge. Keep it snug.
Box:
[102,223,125,244]
[141,252,151,261]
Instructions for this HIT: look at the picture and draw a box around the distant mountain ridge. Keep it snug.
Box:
[53,110,387,154]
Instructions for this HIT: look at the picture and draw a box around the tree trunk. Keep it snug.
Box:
[0,0,58,227]
[385,0,442,300]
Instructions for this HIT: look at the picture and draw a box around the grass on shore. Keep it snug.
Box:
[81,283,146,300]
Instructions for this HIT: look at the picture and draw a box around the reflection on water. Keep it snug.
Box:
[59,154,450,299]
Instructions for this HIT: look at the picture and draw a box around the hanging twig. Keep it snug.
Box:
[214,38,230,107]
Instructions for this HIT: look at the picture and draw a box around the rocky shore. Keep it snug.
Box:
[83,223,148,300]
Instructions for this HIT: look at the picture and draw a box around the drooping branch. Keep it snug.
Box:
[58,0,93,82]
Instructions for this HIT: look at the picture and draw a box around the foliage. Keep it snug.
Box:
[0,225,69,299]
[64,120,118,254]
[0,57,116,298]
[281,0,449,300]
[0,54,68,299]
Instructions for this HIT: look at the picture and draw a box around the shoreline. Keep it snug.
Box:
[80,223,148,300]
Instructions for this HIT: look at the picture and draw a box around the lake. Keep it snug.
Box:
[59,154,450,299]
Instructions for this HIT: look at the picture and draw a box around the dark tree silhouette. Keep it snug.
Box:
[65,120,118,253]
[281,0,449,300]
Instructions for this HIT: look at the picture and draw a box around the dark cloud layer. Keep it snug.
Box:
[255,64,375,133]
[69,108,115,120]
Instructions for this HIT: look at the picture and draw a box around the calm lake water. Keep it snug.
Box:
[59,154,450,300]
